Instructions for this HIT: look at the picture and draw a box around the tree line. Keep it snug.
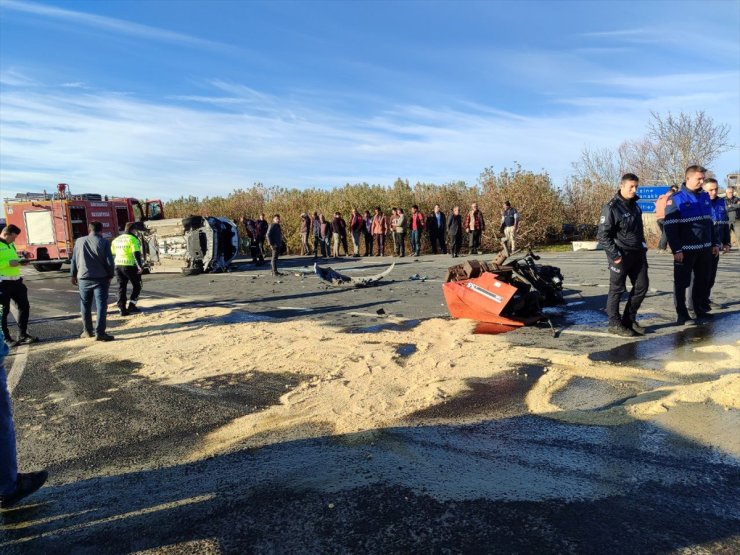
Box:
[165,111,735,253]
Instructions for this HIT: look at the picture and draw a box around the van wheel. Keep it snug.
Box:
[181,267,202,276]
[182,216,204,232]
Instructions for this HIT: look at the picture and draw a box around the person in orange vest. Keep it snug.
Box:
[654,185,678,252]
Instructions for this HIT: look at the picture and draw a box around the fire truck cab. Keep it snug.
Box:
[3,183,164,271]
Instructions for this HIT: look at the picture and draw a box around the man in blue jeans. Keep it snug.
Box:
[70,222,115,341]
[1,324,48,509]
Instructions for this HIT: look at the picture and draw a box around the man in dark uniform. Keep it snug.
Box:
[664,165,718,325]
[596,173,649,337]
[688,177,731,313]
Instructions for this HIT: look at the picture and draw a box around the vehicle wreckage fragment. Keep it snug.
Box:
[443,249,564,327]
[314,262,395,287]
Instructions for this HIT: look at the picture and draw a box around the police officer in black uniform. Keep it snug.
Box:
[596,173,649,337]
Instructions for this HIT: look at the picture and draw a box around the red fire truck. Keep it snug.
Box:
[3,183,164,271]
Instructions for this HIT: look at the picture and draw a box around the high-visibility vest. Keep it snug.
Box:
[0,241,21,278]
[111,234,141,266]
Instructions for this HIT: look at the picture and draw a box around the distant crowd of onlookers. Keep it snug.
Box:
[238,201,522,268]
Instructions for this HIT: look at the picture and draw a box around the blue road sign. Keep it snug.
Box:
[638,201,656,213]
[638,186,671,201]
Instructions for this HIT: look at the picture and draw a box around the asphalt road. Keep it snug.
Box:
[1,249,739,554]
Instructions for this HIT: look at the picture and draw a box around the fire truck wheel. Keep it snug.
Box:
[34,263,64,272]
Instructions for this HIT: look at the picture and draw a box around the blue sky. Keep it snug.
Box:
[1,0,738,204]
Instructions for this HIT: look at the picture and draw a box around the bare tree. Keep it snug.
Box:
[645,111,733,185]
[562,147,620,226]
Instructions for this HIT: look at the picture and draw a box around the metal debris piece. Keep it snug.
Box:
[314,262,395,287]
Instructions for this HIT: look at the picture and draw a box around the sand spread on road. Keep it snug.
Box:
[47,298,740,459]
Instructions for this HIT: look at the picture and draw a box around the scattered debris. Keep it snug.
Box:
[314,262,395,287]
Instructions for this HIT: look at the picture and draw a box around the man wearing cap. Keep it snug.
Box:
[0,224,38,347]
[111,222,144,316]
[664,165,718,325]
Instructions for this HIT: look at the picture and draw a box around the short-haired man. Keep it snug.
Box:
[0,225,38,347]
[426,204,447,255]
[111,222,144,316]
[465,203,485,255]
[664,165,719,325]
[267,214,284,276]
[500,201,519,254]
[71,222,115,341]
[447,206,463,257]
[725,184,739,247]
[255,214,269,263]
[597,173,649,336]
[687,178,730,313]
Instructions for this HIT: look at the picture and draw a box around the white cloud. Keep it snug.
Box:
[0,67,38,87]
[1,0,235,51]
[0,70,738,206]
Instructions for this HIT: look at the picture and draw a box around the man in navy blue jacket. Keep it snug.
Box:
[664,166,719,325]
[688,177,731,313]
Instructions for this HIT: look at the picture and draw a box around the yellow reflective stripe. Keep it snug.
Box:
[111,234,139,266]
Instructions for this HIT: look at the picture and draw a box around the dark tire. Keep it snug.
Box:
[181,267,202,276]
[33,263,62,272]
[182,216,203,232]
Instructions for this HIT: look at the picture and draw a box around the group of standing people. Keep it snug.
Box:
[1,218,148,508]
[597,166,734,337]
[285,202,517,260]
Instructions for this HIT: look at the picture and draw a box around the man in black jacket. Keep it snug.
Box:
[266,215,284,276]
[596,173,649,337]
[426,204,447,254]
